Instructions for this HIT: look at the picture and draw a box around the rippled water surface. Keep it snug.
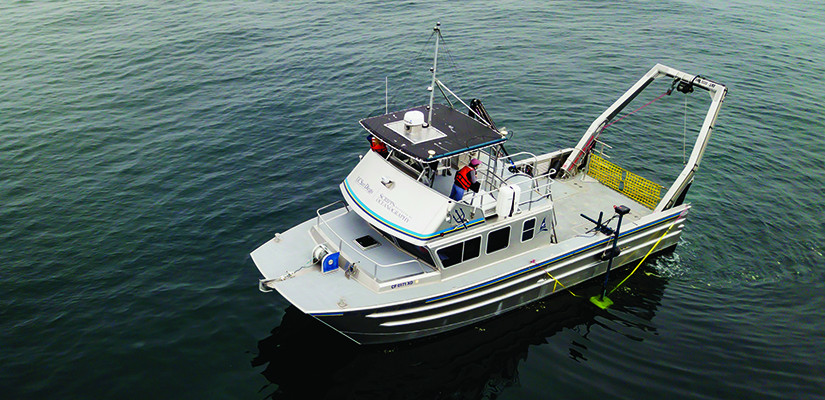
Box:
[2,1,824,399]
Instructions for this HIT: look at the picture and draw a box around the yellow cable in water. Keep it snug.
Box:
[609,218,679,295]
[543,269,583,298]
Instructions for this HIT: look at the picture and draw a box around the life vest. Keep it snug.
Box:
[455,166,474,190]
[371,137,387,153]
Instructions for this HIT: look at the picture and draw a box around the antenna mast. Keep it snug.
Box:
[426,22,441,128]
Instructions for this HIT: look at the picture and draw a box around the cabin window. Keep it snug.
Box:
[437,236,482,268]
[522,218,536,242]
[437,243,462,268]
[395,237,435,267]
[464,237,481,261]
[486,226,510,254]
[373,225,395,242]
[371,225,435,267]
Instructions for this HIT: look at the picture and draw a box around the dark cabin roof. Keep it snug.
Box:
[359,104,506,161]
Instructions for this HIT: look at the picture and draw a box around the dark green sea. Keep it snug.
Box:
[2,1,824,399]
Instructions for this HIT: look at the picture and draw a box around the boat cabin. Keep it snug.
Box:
[309,100,569,291]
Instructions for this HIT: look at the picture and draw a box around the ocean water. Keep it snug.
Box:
[2,1,824,399]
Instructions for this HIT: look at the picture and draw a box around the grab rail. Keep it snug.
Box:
[501,151,539,167]
[316,200,349,225]
[463,171,555,212]
[314,202,433,283]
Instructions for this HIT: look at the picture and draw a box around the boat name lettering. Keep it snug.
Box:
[355,176,374,195]
[391,280,414,289]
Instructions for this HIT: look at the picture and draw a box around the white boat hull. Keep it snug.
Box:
[304,210,684,344]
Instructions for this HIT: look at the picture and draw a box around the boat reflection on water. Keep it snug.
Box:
[252,260,671,400]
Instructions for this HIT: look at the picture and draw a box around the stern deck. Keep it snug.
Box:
[552,174,652,240]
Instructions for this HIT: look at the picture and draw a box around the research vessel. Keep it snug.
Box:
[250,24,727,344]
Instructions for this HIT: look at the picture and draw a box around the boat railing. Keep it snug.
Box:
[463,175,554,212]
[475,151,539,190]
[315,201,433,283]
[500,151,539,170]
[522,178,554,208]
[316,200,350,226]
[464,151,555,212]
[369,258,432,283]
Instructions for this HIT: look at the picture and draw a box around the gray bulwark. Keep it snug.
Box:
[360,103,504,161]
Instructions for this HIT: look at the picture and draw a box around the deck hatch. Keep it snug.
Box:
[354,235,380,250]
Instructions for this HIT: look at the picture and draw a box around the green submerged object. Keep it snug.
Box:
[590,295,614,309]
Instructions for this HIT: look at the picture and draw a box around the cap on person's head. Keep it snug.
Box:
[470,158,481,167]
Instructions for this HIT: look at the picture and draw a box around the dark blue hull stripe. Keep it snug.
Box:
[424,211,682,303]
[312,207,682,316]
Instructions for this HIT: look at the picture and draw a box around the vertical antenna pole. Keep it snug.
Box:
[385,76,388,114]
[426,22,441,128]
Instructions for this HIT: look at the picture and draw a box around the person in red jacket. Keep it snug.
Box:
[367,134,388,156]
[450,158,481,201]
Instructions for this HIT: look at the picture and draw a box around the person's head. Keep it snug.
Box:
[469,158,481,169]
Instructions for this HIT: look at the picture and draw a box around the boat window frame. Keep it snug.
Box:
[436,235,482,268]
[394,236,436,268]
[372,224,436,268]
[436,241,463,268]
[486,226,511,254]
[521,217,536,242]
[463,236,481,263]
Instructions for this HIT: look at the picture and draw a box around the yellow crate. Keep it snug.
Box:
[587,154,623,192]
[587,154,664,209]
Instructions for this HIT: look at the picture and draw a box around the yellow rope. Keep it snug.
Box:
[542,216,680,301]
[608,218,679,295]
[543,269,584,298]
